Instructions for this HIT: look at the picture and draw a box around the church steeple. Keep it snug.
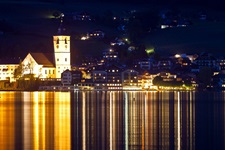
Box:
[57,13,66,35]
[53,13,71,78]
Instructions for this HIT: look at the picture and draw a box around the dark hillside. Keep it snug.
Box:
[144,21,225,57]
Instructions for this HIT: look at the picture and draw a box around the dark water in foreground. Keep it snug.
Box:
[0,91,224,150]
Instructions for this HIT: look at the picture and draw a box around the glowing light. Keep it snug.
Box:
[175,54,181,58]
[145,48,154,54]
[81,36,88,40]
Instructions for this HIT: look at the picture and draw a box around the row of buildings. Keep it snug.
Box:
[56,51,225,91]
[1,20,225,90]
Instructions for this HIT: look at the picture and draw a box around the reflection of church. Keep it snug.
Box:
[22,23,71,79]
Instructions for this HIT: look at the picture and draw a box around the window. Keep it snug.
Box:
[45,70,47,74]
[53,70,54,74]
[57,58,59,61]
[65,58,67,62]
[49,70,51,74]
[65,38,67,44]
[56,38,59,44]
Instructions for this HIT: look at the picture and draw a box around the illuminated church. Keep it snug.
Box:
[22,19,71,79]
[0,18,71,82]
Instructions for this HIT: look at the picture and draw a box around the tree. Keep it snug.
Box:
[13,60,24,80]
[197,67,213,88]
[153,76,163,86]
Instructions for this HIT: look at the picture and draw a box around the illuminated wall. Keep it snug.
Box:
[0,64,18,82]
[22,53,56,78]
[53,35,71,78]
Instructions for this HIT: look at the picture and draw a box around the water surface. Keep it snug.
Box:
[0,91,224,150]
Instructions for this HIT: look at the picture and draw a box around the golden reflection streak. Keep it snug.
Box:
[142,92,147,150]
[110,91,112,150]
[124,92,128,150]
[189,92,193,150]
[33,92,39,150]
[54,92,71,150]
[191,91,196,150]
[82,92,86,150]
[0,92,15,150]
[178,92,181,150]
[39,92,46,150]
[23,92,32,150]
[0,94,3,148]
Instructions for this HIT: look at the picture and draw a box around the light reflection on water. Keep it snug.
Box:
[0,91,224,150]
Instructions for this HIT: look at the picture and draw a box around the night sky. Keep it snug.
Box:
[59,0,225,6]
[1,0,225,58]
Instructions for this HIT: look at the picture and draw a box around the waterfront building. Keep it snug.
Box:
[61,70,82,86]
[139,72,158,90]
[106,65,122,83]
[121,69,139,88]
[22,19,71,80]
[92,70,107,83]
[0,58,20,82]
[22,53,55,79]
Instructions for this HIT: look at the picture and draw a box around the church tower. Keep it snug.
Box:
[53,14,71,78]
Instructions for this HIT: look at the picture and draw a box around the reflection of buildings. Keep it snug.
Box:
[0,92,71,149]
[71,91,197,149]
[2,91,225,149]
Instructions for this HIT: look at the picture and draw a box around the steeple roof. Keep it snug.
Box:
[57,13,66,35]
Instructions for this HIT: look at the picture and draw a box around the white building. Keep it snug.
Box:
[22,53,55,78]
[0,58,20,82]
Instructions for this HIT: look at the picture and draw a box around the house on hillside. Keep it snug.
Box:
[193,52,219,71]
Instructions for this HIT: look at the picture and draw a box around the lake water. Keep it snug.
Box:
[0,91,224,150]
